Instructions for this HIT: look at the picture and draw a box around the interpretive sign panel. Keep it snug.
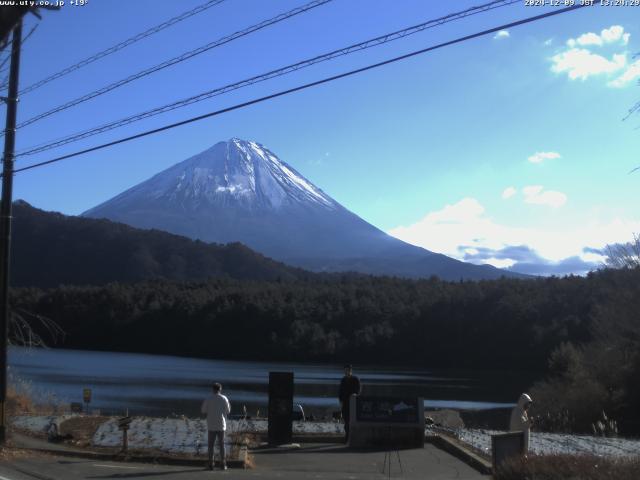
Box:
[349,396,424,448]
[356,397,420,423]
[268,371,294,445]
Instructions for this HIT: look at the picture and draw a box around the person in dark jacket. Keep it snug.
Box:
[338,364,361,443]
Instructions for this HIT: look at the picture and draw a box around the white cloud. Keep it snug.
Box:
[528,151,561,164]
[551,48,626,80]
[544,38,553,46]
[483,257,516,269]
[494,30,510,40]
[502,187,517,199]
[566,25,629,48]
[601,25,628,45]
[572,32,603,47]
[522,185,567,208]
[553,26,638,87]
[608,59,640,87]
[388,198,640,275]
[582,251,607,264]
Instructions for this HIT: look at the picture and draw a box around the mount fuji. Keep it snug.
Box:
[83,138,522,280]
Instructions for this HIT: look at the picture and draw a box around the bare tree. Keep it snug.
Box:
[604,233,640,269]
[9,309,64,348]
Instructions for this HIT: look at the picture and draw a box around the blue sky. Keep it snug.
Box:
[6,0,640,276]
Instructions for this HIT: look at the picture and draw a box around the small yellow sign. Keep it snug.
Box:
[83,388,92,403]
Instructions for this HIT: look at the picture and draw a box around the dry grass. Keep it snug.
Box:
[6,381,68,417]
[59,416,110,447]
[244,452,255,469]
[495,454,640,480]
[6,385,36,416]
[0,446,44,461]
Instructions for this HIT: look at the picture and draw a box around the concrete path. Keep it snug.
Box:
[250,443,487,479]
[0,442,487,479]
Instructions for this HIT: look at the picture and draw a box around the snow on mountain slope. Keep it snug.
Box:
[89,139,336,214]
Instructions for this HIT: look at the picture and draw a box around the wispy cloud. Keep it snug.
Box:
[308,152,330,166]
[528,151,561,164]
[494,30,510,40]
[502,186,517,199]
[608,59,640,87]
[388,198,640,276]
[459,244,601,276]
[522,185,567,208]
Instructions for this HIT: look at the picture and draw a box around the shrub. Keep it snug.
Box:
[495,454,640,480]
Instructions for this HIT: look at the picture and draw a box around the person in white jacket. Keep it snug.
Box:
[201,382,231,470]
[509,393,533,452]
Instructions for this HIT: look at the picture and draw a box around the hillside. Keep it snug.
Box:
[10,200,310,288]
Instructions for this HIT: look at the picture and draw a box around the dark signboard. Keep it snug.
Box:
[268,371,293,445]
[492,432,525,470]
[355,396,420,424]
[118,416,132,430]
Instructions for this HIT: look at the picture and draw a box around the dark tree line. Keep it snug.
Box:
[10,200,309,287]
[11,266,640,432]
[531,267,640,435]
[10,271,622,370]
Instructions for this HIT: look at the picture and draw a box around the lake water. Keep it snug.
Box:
[8,347,521,417]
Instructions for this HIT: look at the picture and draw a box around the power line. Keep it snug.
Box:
[17,0,519,157]
[17,0,228,96]
[0,23,38,83]
[10,0,334,134]
[12,4,588,175]
[0,53,11,74]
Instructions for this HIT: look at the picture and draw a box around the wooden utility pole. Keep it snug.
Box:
[0,19,22,445]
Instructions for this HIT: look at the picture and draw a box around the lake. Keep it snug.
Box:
[8,347,522,417]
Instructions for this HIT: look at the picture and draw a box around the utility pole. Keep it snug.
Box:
[0,19,22,445]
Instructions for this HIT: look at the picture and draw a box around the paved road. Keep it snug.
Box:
[0,443,487,479]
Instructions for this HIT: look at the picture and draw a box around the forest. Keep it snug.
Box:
[10,200,310,287]
[10,265,640,433]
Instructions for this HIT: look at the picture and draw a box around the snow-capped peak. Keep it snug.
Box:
[157,138,337,211]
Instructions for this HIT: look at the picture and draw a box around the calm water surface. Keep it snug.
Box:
[8,347,520,417]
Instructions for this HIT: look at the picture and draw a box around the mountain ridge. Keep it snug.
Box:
[10,200,312,288]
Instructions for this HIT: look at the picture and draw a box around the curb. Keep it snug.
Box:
[293,434,342,444]
[427,434,493,475]
[7,444,248,469]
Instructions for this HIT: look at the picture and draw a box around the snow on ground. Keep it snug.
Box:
[11,414,76,433]
[12,416,343,458]
[436,427,640,458]
[17,415,638,459]
[235,418,343,435]
[93,417,216,456]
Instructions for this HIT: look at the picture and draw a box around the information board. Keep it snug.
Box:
[268,371,293,445]
[355,397,420,423]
